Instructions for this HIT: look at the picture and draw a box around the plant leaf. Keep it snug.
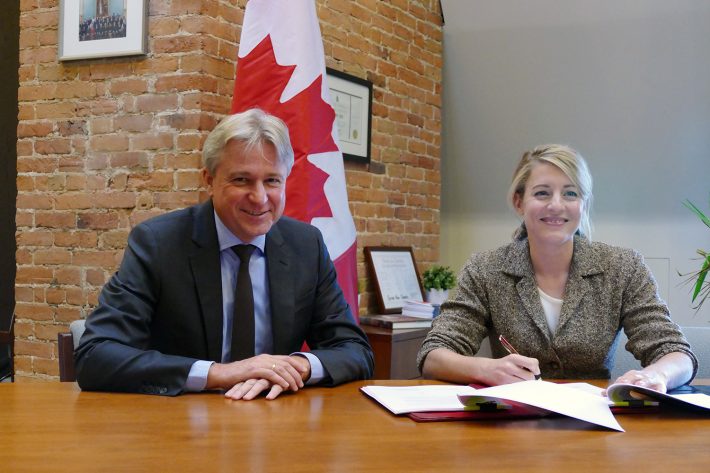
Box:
[691,255,710,302]
[682,199,710,229]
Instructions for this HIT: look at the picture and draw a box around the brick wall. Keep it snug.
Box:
[15,0,442,379]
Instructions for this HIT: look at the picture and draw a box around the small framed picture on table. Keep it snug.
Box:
[364,246,425,314]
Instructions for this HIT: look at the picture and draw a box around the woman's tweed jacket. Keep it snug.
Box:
[417,236,698,379]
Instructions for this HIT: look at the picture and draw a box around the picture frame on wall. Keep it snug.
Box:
[58,0,148,61]
[326,68,373,164]
[364,246,425,314]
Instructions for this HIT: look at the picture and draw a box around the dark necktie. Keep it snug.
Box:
[230,244,256,362]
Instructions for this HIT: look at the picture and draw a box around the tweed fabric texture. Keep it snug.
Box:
[417,236,698,380]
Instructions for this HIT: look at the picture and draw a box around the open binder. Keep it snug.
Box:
[361,380,624,431]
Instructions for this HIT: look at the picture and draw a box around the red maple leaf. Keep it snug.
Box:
[232,35,337,221]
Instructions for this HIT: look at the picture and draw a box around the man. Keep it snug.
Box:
[75,109,374,398]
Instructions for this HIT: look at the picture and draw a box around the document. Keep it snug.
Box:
[362,381,624,431]
[458,381,624,432]
[361,385,479,414]
[607,383,710,411]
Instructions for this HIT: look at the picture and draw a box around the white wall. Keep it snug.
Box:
[440,0,710,325]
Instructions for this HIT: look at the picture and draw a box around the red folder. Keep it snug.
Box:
[406,384,553,423]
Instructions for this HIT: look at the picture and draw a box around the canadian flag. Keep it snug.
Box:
[232,0,360,319]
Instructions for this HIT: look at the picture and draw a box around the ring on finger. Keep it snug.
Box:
[271,363,276,370]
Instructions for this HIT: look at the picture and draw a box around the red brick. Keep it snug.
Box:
[136,95,179,113]
[54,267,81,285]
[54,231,98,248]
[15,338,53,358]
[72,250,121,267]
[35,212,76,229]
[110,151,149,168]
[15,301,54,321]
[57,120,87,136]
[115,115,153,132]
[94,193,136,209]
[77,212,119,230]
[90,135,129,152]
[53,193,92,210]
[16,194,52,210]
[86,268,106,286]
[110,78,149,95]
[63,291,85,308]
[34,249,71,265]
[131,133,174,150]
[33,357,60,377]
[17,121,53,137]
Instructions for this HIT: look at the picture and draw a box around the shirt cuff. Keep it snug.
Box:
[293,352,325,385]
[185,360,214,392]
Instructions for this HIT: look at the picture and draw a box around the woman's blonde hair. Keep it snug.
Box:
[508,144,593,240]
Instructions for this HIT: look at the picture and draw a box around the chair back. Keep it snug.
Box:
[612,326,710,379]
[58,319,86,382]
[684,326,710,378]
[0,313,14,382]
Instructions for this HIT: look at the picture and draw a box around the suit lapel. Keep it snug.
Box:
[265,222,295,353]
[556,237,603,333]
[516,276,551,340]
[189,200,224,362]
[504,239,552,340]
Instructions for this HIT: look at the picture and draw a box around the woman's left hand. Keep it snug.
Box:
[612,369,668,394]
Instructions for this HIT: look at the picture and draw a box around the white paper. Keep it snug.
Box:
[458,381,624,431]
[361,385,478,415]
[672,394,710,409]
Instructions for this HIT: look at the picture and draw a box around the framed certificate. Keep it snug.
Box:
[365,247,425,314]
[326,68,372,164]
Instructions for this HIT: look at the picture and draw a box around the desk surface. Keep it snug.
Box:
[1,380,709,472]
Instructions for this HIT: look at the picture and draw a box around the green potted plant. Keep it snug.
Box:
[681,198,710,311]
[422,265,456,305]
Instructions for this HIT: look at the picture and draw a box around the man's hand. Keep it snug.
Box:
[206,354,312,400]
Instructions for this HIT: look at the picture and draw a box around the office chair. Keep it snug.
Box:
[611,326,710,379]
[0,313,14,382]
[58,319,86,382]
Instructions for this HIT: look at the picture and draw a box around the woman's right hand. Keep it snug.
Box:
[422,348,540,386]
[475,354,541,385]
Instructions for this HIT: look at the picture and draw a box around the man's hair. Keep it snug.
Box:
[202,108,295,175]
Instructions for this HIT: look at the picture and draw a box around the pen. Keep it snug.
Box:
[498,334,542,380]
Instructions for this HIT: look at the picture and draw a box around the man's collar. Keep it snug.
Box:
[214,211,266,253]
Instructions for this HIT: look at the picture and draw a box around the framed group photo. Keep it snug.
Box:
[59,0,148,61]
[326,68,373,164]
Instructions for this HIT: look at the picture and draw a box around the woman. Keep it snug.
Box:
[418,144,697,392]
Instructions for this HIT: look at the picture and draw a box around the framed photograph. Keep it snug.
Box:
[364,246,425,314]
[59,0,148,61]
[326,68,373,164]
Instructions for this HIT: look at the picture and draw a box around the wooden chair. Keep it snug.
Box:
[0,313,14,382]
[58,319,86,382]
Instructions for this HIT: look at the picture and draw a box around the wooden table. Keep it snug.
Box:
[1,380,709,472]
